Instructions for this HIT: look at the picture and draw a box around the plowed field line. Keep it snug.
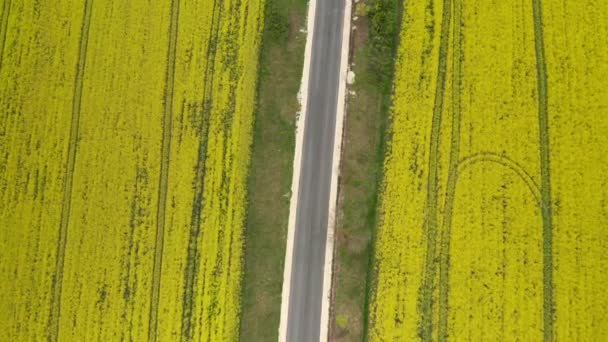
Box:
[438,0,462,339]
[181,2,223,338]
[419,0,452,340]
[49,1,93,340]
[0,0,12,70]
[149,0,180,340]
[532,0,554,340]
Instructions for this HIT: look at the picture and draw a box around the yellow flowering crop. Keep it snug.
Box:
[370,0,608,340]
[0,0,264,341]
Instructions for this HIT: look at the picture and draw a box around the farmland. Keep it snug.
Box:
[369,0,608,341]
[0,0,264,340]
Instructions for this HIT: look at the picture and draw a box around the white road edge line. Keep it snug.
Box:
[319,0,352,341]
[278,0,317,339]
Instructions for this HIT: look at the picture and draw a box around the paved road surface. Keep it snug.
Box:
[286,0,346,341]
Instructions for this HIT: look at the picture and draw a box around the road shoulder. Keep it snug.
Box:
[239,0,308,340]
[329,1,402,340]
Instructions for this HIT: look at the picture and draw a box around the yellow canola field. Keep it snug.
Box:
[370,0,608,341]
[0,0,264,341]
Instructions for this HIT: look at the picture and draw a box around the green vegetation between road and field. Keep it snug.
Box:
[239,0,308,340]
[329,0,402,340]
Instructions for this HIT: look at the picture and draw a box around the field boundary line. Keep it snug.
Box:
[49,0,93,340]
[418,0,452,340]
[0,0,12,70]
[149,0,180,340]
[437,0,462,338]
[180,1,223,339]
[532,0,554,340]
[278,0,318,339]
[319,0,352,340]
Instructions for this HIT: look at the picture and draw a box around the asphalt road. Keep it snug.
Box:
[286,0,345,341]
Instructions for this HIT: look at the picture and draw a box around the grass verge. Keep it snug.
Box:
[239,0,307,340]
[329,0,402,340]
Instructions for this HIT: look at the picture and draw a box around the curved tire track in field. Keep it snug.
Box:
[457,152,542,206]
[414,0,553,340]
[0,0,12,71]
[149,0,180,340]
[428,1,552,339]
[438,150,544,340]
[532,0,554,340]
[49,1,93,340]
[418,0,452,340]
[437,0,463,338]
